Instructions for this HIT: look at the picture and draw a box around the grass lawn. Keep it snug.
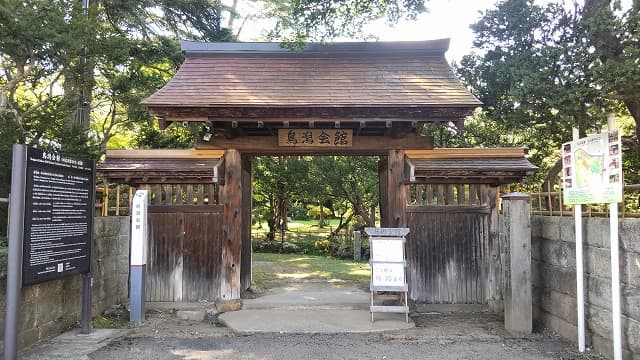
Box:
[252,218,349,255]
[252,252,370,286]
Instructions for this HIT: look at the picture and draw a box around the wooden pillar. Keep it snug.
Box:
[387,150,407,228]
[378,157,389,227]
[219,149,242,300]
[240,155,253,291]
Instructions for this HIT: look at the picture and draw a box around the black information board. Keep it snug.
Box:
[22,147,95,286]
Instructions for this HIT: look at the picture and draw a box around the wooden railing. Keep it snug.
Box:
[96,182,220,216]
[529,183,640,218]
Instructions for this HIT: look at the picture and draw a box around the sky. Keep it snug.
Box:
[235,0,500,62]
[235,0,633,63]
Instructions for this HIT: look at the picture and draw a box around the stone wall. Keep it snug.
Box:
[0,216,130,351]
[531,216,640,359]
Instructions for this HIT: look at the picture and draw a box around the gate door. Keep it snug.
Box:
[406,183,496,304]
[146,184,223,302]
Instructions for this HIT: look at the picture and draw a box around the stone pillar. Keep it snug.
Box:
[501,192,532,336]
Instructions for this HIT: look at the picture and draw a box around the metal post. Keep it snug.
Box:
[573,127,585,352]
[4,145,27,360]
[80,273,92,334]
[608,114,622,360]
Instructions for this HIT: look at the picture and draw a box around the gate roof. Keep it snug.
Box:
[97,149,224,185]
[405,149,538,185]
[142,39,481,134]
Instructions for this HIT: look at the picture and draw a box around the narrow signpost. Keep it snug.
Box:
[4,145,95,360]
[130,190,149,324]
[365,227,410,323]
[562,117,623,360]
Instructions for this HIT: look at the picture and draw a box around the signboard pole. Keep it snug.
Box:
[608,114,622,360]
[80,160,96,334]
[572,128,586,352]
[4,145,28,360]
[130,190,149,324]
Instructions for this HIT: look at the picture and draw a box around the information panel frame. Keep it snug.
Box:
[562,130,623,205]
[21,146,95,286]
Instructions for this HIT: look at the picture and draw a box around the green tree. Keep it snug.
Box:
[307,156,379,234]
[263,0,427,44]
[253,156,310,241]
[456,0,639,183]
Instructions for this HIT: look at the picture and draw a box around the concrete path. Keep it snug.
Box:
[20,329,128,360]
[219,281,414,333]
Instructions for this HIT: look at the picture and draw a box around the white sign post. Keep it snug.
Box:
[562,117,623,360]
[365,227,409,323]
[130,190,149,324]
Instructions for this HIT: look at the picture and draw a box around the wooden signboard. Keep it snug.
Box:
[278,129,352,147]
[365,227,409,323]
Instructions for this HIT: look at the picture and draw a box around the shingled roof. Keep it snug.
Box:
[142,39,481,132]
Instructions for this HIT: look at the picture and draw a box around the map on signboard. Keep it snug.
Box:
[562,130,622,205]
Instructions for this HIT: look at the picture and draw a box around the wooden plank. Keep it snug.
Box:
[457,184,465,205]
[148,205,224,213]
[446,184,455,205]
[176,184,183,205]
[240,155,253,291]
[219,149,243,300]
[436,184,444,205]
[387,150,407,228]
[405,148,526,159]
[415,185,424,205]
[166,185,173,206]
[197,184,205,205]
[425,184,433,205]
[469,184,478,205]
[370,305,409,313]
[208,184,216,205]
[106,149,224,159]
[197,135,433,155]
[115,185,121,215]
[187,185,195,205]
[154,184,163,205]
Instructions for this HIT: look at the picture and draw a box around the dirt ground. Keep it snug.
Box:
[88,310,604,360]
[87,257,604,360]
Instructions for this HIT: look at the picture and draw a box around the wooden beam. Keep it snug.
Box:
[106,149,225,159]
[196,135,433,155]
[219,149,242,300]
[405,148,527,159]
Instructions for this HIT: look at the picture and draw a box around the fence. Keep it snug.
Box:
[529,183,640,218]
[95,182,220,217]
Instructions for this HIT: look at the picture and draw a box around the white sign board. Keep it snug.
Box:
[372,262,405,287]
[131,190,149,266]
[371,238,404,262]
[562,130,622,204]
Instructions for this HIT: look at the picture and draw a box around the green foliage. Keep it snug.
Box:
[457,0,640,181]
[306,205,333,220]
[263,0,427,45]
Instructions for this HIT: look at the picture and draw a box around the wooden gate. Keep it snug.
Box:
[146,184,224,302]
[405,183,499,304]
